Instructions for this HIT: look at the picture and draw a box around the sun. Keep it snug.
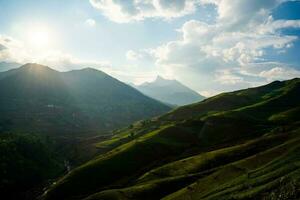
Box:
[27,26,53,49]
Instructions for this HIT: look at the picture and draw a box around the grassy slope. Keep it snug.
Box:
[137,133,294,182]
[43,78,300,200]
[84,129,300,200]
[164,130,300,200]
[43,125,203,200]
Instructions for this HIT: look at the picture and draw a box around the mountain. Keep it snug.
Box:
[0,63,171,135]
[135,76,205,106]
[43,78,300,200]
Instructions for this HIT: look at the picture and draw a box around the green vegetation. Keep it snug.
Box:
[42,78,300,200]
[0,133,64,200]
[269,107,300,123]
[164,133,300,200]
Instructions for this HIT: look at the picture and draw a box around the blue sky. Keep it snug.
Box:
[0,0,299,96]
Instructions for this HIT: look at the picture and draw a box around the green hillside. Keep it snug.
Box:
[0,63,170,136]
[42,78,300,200]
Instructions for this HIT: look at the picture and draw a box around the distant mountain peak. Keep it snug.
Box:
[136,76,205,106]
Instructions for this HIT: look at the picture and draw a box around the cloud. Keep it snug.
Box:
[213,0,282,30]
[259,67,300,81]
[258,17,300,34]
[215,69,244,85]
[153,16,298,69]
[33,50,111,71]
[126,49,157,64]
[89,0,299,25]
[198,90,219,97]
[85,18,96,27]
[126,50,141,61]
[89,0,198,23]
[127,0,300,94]
[0,34,111,72]
[0,35,30,63]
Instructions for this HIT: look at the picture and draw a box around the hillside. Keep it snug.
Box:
[0,63,171,136]
[135,76,205,106]
[42,78,300,200]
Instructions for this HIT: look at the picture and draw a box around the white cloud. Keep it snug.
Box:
[126,49,157,64]
[258,17,300,34]
[90,0,299,25]
[215,69,244,85]
[153,15,298,69]
[126,50,141,61]
[0,34,111,72]
[89,0,198,23]
[122,0,300,94]
[259,67,300,81]
[0,35,31,63]
[198,90,218,97]
[214,0,281,30]
[85,18,96,27]
[33,50,111,71]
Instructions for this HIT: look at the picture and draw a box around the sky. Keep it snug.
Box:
[0,0,300,96]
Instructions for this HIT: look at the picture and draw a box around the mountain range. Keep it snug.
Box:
[42,78,300,200]
[0,63,171,135]
[135,76,205,106]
